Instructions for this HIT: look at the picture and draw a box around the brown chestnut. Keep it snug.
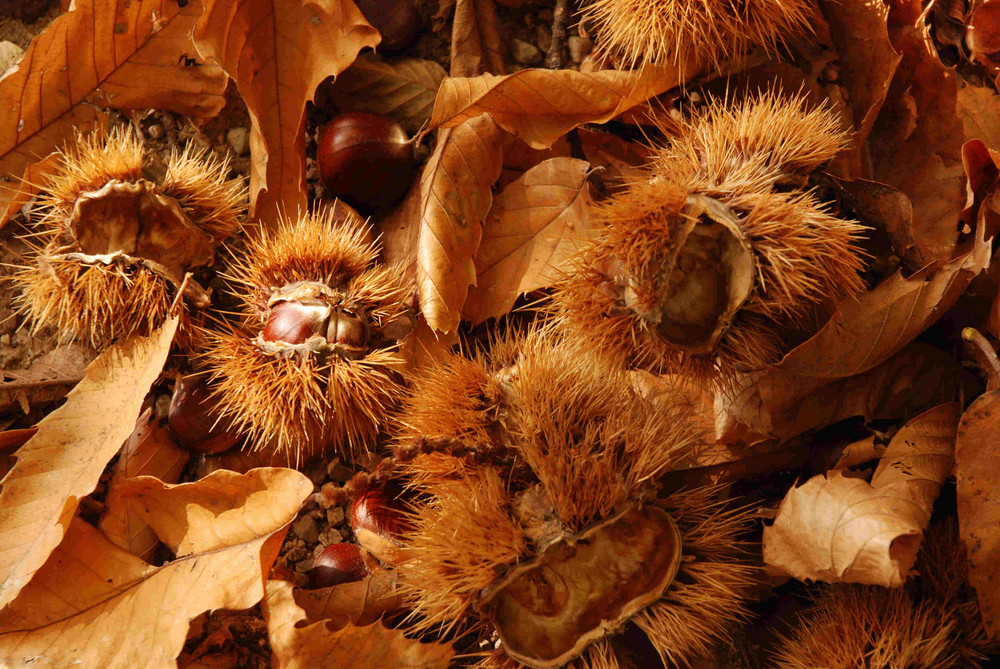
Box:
[309,543,370,588]
[350,481,410,565]
[167,375,240,455]
[356,0,418,53]
[317,112,414,214]
[261,300,328,344]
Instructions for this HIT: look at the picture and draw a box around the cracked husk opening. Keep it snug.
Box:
[478,506,683,668]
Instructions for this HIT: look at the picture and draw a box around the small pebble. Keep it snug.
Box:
[568,36,593,63]
[154,394,172,421]
[319,527,344,546]
[327,507,345,525]
[293,515,320,544]
[0,334,9,347]
[146,123,165,140]
[226,127,250,156]
[512,38,544,65]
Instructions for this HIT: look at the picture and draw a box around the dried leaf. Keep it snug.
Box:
[292,568,403,628]
[870,0,966,263]
[451,0,505,77]
[0,0,226,189]
[381,114,505,333]
[0,152,60,231]
[0,510,292,666]
[575,128,653,187]
[956,390,1000,637]
[398,314,460,374]
[97,411,190,561]
[428,65,696,149]
[464,157,594,324]
[763,403,959,586]
[0,317,177,609]
[112,468,314,556]
[192,0,379,222]
[958,83,1000,150]
[0,342,95,414]
[724,344,967,441]
[772,217,992,379]
[325,55,447,133]
[818,0,900,178]
[264,579,452,669]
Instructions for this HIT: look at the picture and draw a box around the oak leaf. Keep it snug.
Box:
[427,64,696,149]
[956,390,1000,637]
[325,55,447,133]
[0,511,294,667]
[380,114,505,333]
[191,0,379,223]
[0,0,226,193]
[264,579,452,669]
[763,403,959,586]
[464,157,594,324]
[111,468,314,556]
[97,410,190,561]
[0,316,177,609]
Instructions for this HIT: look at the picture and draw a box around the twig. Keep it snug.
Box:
[962,327,1000,391]
[546,0,572,69]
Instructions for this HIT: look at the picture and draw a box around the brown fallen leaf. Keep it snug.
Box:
[0,511,292,667]
[380,114,505,333]
[451,0,505,77]
[575,127,654,188]
[292,567,403,628]
[397,314,460,374]
[0,0,226,191]
[772,214,992,379]
[763,403,959,586]
[264,579,453,669]
[111,468,314,556]
[955,389,1000,638]
[958,83,1000,151]
[818,0,900,179]
[0,342,95,414]
[0,316,177,609]
[427,64,696,149]
[869,0,966,264]
[192,0,379,223]
[463,157,594,324]
[0,152,60,231]
[97,411,190,561]
[324,55,447,133]
[722,344,968,441]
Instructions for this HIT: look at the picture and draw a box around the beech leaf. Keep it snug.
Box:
[326,55,447,133]
[292,568,403,628]
[956,390,1000,637]
[763,403,959,586]
[97,411,190,561]
[112,468,314,557]
[772,216,992,379]
[0,0,226,191]
[427,65,696,149]
[192,0,380,222]
[0,512,292,667]
[464,157,594,324]
[264,579,453,669]
[0,316,177,609]
[381,114,505,333]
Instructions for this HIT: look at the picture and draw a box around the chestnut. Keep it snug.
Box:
[317,112,414,214]
[167,375,240,455]
[356,0,419,53]
[350,481,410,566]
[309,543,370,589]
[261,300,328,344]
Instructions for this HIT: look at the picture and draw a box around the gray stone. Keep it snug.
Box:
[226,127,250,156]
[512,38,543,65]
[293,514,320,544]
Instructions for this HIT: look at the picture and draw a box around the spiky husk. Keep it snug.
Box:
[580,0,812,70]
[772,522,997,669]
[549,91,867,383]
[12,255,173,348]
[396,330,752,666]
[13,129,245,346]
[202,209,413,462]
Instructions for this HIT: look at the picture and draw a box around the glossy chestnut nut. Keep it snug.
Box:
[167,375,240,455]
[317,112,414,214]
[309,543,370,589]
[350,481,407,540]
[261,301,328,344]
[356,0,418,53]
